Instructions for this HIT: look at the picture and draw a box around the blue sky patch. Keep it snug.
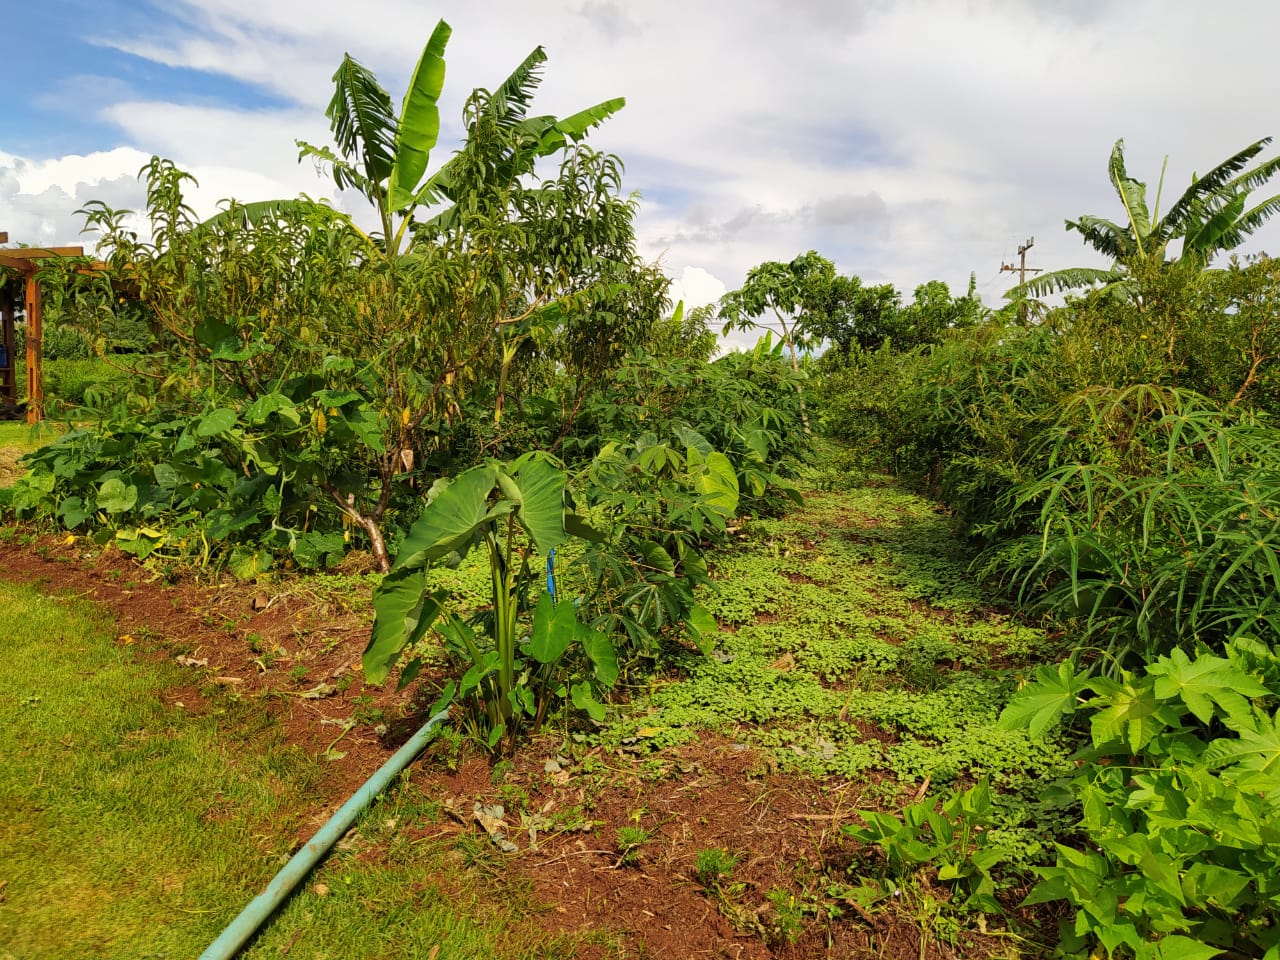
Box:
[3,0,286,155]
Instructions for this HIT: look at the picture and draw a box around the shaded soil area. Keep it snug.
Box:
[0,533,1017,960]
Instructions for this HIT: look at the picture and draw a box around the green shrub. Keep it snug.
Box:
[1000,643,1280,959]
[988,385,1280,665]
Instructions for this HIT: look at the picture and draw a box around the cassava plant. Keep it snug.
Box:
[1000,643,1280,959]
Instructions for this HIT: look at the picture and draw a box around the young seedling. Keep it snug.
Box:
[693,847,740,889]
[614,824,654,867]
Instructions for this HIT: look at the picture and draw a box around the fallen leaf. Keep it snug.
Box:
[474,802,519,853]
[298,682,337,700]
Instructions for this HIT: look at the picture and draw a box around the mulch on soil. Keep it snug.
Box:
[0,534,1010,960]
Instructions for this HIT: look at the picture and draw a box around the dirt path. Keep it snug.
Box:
[0,478,1041,959]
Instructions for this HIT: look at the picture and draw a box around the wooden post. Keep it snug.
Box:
[1,285,14,405]
[25,270,42,424]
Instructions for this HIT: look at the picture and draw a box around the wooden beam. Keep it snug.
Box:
[0,246,86,260]
[25,271,43,425]
[0,253,34,273]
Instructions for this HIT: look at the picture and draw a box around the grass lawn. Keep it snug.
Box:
[0,579,575,960]
[0,421,61,487]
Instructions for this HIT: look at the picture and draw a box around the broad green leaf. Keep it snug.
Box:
[210,337,275,362]
[564,511,605,543]
[506,456,568,556]
[673,424,713,456]
[528,594,576,664]
[388,20,451,210]
[364,570,439,684]
[997,660,1087,738]
[686,602,720,655]
[547,97,625,147]
[339,405,386,453]
[1181,862,1251,909]
[96,477,138,514]
[636,541,675,575]
[570,681,606,722]
[1204,708,1280,790]
[292,530,346,570]
[1088,677,1171,752]
[1149,647,1266,727]
[193,316,233,348]
[391,463,498,571]
[693,449,739,517]
[313,389,364,408]
[1152,935,1226,960]
[228,546,272,580]
[244,391,301,426]
[195,408,238,437]
[580,627,618,688]
[57,496,89,528]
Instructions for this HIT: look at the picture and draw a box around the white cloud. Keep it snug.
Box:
[0,148,152,248]
[667,265,726,310]
[9,0,1280,312]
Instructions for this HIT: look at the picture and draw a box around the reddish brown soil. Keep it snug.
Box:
[0,533,1015,960]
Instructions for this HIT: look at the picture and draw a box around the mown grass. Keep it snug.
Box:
[0,421,61,487]
[0,580,575,960]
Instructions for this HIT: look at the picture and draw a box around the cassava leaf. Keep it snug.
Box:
[997,660,1088,738]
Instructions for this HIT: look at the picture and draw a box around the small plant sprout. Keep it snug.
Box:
[693,847,740,889]
[615,821,655,867]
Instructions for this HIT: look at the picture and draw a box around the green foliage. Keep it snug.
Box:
[1017,137,1280,302]
[366,456,617,752]
[991,386,1280,665]
[999,643,1280,959]
[694,847,740,888]
[9,27,665,572]
[837,780,1004,915]
[614,823,654,866]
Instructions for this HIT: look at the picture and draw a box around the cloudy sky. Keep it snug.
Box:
[4,0,1280,322]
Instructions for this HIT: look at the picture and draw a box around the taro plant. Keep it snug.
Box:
[364,454,616,751]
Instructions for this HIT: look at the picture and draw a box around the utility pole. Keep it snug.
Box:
[1000,237,1042,322]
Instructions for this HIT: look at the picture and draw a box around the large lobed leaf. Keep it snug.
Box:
[391,463,499,571]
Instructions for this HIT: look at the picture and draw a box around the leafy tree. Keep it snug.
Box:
[1017,138,1280,302]
[718,251,834,370]
[55,26,665,573]
[642,302,719,363]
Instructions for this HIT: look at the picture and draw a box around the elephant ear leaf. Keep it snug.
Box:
[389,19,451,211]
[506,455,568,556]
[391,462,498,571]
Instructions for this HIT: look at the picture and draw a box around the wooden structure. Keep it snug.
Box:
[0,233,92,424]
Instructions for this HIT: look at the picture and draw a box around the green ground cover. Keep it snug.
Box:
[0,579,575,960]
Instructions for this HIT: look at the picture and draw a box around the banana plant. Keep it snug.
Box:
[364,454,615,751]
[292,21,625,258]
[1015,137,1280,302]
